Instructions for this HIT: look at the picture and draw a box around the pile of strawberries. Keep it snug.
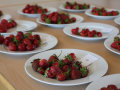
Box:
[111,37,120,51]
[22,4,48,14]
[91,7,119,16]
[101,84,120,90]
[64,1,90,10]
[41,12,76,24]
[0,19,17,33]
[31,53,89,81]
[72,27,102,37]
[0,31,41,51]
[0,10,3,17]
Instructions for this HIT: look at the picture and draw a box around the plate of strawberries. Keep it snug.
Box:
[59,1,90,13]
[85,7,120,20]
[0,10,11,20]
[36,12,84,28]
[0,19,37,34]
[86,74,120,90]
[63,22,119,40]
[18,4,57,18]
[0,31,58,55]
[25,49,108,86]
[114,17,120,25]
[104,35,120,55]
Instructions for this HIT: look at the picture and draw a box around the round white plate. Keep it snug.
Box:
[59,5,91,13]
[18,7,57,18]
[86,74,120,90]
[104,35,120,55]
[85,9,120,20]
[0,32,58,55]
[0,14,11,20]
[114,17,120,25]
[63,22,119,40]
[1,20,38,34]
[36,14,84,28]
[25,49,108,86]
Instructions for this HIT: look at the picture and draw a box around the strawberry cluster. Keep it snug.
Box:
[111,37,120,51]
[22,4,48,14]
[0,10,3,17]
[41,12,76,24]
[101,84,120,90]
[91,7,119,16]
[64,2,90,10]
[31,53,89,81]
[72,27,102,37]
[0,19,17,33]
[0,31,41,51]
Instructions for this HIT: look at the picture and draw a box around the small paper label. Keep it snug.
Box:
[80,54,98,66]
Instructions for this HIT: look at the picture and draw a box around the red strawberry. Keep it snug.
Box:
[41,14,47,21]
[23,38,31,45]
[48,54,58,65]
[111,41,119,49]
[0,35,4,44]
[3,37,12,46]
[33,39,39,48]
[33,34,40,40]
[63,58,70,64]
[0,24,7,33]
[107,85,117,89]
[62,65,69,72]
[97,32,102,37]
[44,68,55,78]
[71,69,81,80]
[88,31,94,37]
[26,44,35,51]
[39,59,49,69]
[32,59,40,72]
[57,73,66,81]
[37,67,45,75]
[8,42,17,51]
[72,28,79,35]
[49,66,62,76]
[18,43,26,51]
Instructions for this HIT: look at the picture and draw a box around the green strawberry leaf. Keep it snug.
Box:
[45,18,51,24]
[65,54,72,61]
[64,69,70,78]
[58,60,65,68]
[64,3,67,7]
[75,5,79,10]
[44,68,49,77]
[65,19,69,23]
[80,67,88,77]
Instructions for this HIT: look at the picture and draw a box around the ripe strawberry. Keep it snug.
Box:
[97,32,102,37]
[48,54,58,66]
[88,32,94,37]
[39,59,49,69]
[44,68,55,78]
[111,41,119,49]
[49,66,62,76]
[37,67,45,75]
[41,14,47,21]
[23,38,31,45]
[3,37,12,46]
[62,65,69,72]
[0,24,7,33]
[26,44,35,51]
[71,69,81,80]
[57,73,66,81]
[8,42,17,51]
[65,53,76,61]
[32,59,40,72]
[107,85,117,89]
[63,58,70,64]
[72,28,79,35]
[33,34,40,40]
[0,35,4,44]
[18,43,26,51]
[33,39,39,48]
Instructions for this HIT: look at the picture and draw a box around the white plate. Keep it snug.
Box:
[1,20,38,34]
[18,7,57,18]
[0,32,58,55]
[85,9,120,20]
[86,74,120,90]
[114,17,120,25]
[59,5,90,13]
[0,14,11,20]
[36,14,84,28]
[63,22,119,40]
[104,35,120,55]
[25,49,108,86]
